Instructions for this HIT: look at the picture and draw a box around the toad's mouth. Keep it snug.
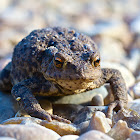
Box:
[56,79,96,91]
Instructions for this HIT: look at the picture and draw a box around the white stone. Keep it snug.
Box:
[0,124,60,140]
[88,111,111,133]
[78,130,114,140]
[59,135,79,140]
[108,120,134,140]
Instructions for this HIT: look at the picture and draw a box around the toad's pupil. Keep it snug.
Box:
[56,60,62,65]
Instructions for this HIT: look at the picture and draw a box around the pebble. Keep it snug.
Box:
[59,135,79,140]
[77,121,90,134]
[136,75,140,82]
[130,16,140,33]
[53,87,108,105]
[91,94,104,106]
[130,131,140,140]
[127,48,140,75]
[40,120,79,136]
[107,120,134,140]
[99,36,127,62]
[77,130,114,140]
[131,82,140,99]
[0,124,60,140]
[0,137,17,140]
[2,117,80,136]
[0,0,12,12]
[73,106,108,125]
[113,109,140,131]
[91,21,132,47]
[74,15,94,35]
[128,99,140,116]
[87,111,111,133]
[0,7,31,26]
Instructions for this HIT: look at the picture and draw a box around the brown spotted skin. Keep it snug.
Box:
[0,27,128,122]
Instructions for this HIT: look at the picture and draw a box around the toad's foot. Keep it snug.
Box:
[107,100,126,119]
[27,107,71,124]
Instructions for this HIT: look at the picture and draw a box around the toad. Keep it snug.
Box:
[0,27,127,123]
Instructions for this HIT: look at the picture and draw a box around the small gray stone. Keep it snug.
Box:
[91,94,104,106]
[77,121,90,134]
[78,130,114,140]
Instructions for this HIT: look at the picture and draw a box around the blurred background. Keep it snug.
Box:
[0,0,140,78]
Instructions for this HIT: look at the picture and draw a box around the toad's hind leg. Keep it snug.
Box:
[0,62,12,91]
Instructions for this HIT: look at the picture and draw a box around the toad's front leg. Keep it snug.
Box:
[93,68,128,118]
[11,77,70,123]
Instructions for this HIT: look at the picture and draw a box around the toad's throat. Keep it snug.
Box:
[56,79,96,91]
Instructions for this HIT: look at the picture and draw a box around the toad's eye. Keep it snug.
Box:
[91,56,100,67]
[54,57,64,68]
[94,56,100,67]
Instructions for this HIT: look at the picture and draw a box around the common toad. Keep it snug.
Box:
[0,27,128,123]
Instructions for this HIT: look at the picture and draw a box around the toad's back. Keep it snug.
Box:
[11,27,99,85]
